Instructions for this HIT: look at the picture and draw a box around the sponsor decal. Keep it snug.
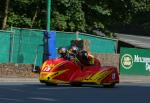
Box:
[112,73,116,80]
[146,63,150,71]
[134,55,150,71]
[43,66,51,72]
[82,70,111,84]
[121,54,133,69]
[121,54,150,71]
[42,64,55,72]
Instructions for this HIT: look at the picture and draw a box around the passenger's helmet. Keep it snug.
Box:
[70,46,79,54]
[80,50,88,58]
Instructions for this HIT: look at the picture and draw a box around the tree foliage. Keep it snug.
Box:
[0,0,150,36]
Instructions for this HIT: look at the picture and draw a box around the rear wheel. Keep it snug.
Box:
[102,83,116,88]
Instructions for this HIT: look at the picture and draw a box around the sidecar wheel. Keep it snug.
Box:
[70,82,82,87]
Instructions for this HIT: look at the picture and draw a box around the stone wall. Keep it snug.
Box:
[0,63,38,78]
[0,54,120,78]
[94,54,120,71]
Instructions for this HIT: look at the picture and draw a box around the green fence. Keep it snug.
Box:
[0,30,12,63]
[0,27,117,66]
[56,32,117,53]
[120,47,150,75]
[11,27,44,66]
[79,33,116,53]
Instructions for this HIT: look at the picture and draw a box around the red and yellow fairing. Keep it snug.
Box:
[39,58,119,85]
[39,58,81,83]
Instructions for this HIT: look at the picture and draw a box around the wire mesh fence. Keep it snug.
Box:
[0,27,117,66]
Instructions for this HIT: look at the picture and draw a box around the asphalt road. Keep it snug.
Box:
[0,82,150,103]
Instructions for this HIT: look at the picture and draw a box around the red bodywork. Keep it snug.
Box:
[39,57,119,87]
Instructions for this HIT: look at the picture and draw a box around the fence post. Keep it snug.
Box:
[48,31,57,59]
[9,32,14,63]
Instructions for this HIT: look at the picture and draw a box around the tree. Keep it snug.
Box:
[83,0,111,32]
[51,0,86,32]
[0,0,149,36]
[2,0,10,29]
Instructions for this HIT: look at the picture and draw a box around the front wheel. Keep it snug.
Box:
[45,82,57,86]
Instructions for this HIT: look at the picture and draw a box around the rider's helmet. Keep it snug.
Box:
[58,47,67,57]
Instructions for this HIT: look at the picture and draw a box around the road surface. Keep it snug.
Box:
[0,82,150,103]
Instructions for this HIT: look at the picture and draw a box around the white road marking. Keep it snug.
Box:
[30,97,57,101]
[38,86,90,90]
[0,97,23,102]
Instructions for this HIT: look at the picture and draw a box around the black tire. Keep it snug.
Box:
[45,82,57,86]
[70,82,82,87]
[102,83,115,88]
[40,80,46,83]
